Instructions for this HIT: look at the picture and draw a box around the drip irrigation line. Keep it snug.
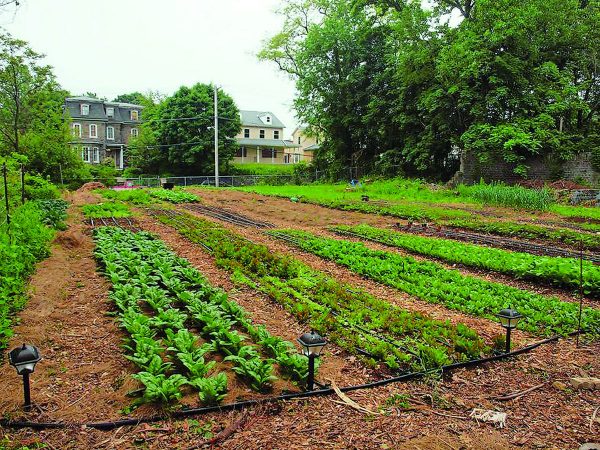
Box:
[402,225,600,263]
[184,204,274,229]
[0,331,580,431]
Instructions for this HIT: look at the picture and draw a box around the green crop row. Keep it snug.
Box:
[81,201,132,218]
[332,224,600,297]
[93,227,308,406]
[457,182,555,211]
[148,188,199,204]
[152,209,488,371]
[0,200,68,352]
[270,230,600,338]
[444,219,600,252]
[98,188,153,205]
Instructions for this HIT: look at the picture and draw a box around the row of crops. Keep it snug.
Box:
[0,199,68,351]
[93,227,311,406]
[150,209,488,370]
[98,188,199,205]
[332,224,600,296]
[266,230,600,337]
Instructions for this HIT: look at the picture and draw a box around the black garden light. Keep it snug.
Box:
[496,308,523,354]
[8,344,41,411]
[298,331,327,391]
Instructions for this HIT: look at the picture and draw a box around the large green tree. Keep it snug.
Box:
[261,0,600,180]
[130,83,240,175]
[0,32,84,183]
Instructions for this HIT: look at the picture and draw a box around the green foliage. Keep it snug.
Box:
[273,229,600,337]
[459,182,555,211]
[188,372,228,405]
[24,174,60,200]
[153,209,488,371]
[81,202,132,218]
[35,199,69,229]
[148,188,199,203]
[261,0,599,180]
[335,224,600,296]
[0,200,61,351]
[131,372,188,404]
[231,163,296,176]
[97,188,152,205]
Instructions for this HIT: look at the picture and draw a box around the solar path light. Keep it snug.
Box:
[496,309,523,354]
[298,331,327,391]
[8,344,41,411]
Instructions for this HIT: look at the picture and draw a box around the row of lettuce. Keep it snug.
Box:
[267,230,600,337]
[0,199,68,352]
[332,225,600,297]
[93,227,311,406]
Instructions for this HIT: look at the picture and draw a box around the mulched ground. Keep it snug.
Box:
[1,189,599,449]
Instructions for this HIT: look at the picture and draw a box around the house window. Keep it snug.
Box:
[266,116,271,123]
[262,148,276,158]
[130,110,139,121]
[106,126,114,140]
[73,123,81,137]
[81,146,90,162]
[284,154,290,164]
[259,129,265,139]
[81,104,89,115]
[131,128,139,137]
[92,147,100,163]
[273,130,280,139]
[244,128,250,138]
[89,123,97,138]
[293,154,301,163]
[297,136,301,145]
[106,107,114,118]
[235,146,247,158]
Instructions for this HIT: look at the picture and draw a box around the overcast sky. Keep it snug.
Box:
[1,0,299,136]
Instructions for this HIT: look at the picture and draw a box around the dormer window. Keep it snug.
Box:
[266,116,271,123]
[106,107,114,118]
[81,104,89,115]
[130,110,139,121]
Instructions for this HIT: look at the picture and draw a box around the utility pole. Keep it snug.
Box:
[214,84,219,187]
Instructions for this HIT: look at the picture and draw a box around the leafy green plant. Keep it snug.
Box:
[188,372,228,405]
[131,372,188,404]
[81,201,132,218]
[224,347,277,392]
[148,188,199,203]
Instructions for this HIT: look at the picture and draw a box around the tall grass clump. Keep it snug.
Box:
[461,182,555,211]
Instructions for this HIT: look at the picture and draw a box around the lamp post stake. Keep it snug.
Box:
[505,327,511,354]
[307,354,315,391]
[23,371,31,411]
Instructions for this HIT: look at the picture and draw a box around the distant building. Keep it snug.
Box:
[65,96,143,169]
[291,126,320,163]
[234,110,302,164]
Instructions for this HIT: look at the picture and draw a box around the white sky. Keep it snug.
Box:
[1,0,299,137]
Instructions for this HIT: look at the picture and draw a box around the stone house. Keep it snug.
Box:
[234,111,302,164]
[65,96,143,169]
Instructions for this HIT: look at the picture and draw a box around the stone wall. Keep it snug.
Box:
[455,151,599,186]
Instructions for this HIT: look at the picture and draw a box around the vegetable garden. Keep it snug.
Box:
[2,179,600,448]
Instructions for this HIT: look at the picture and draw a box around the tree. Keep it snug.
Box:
[0,32,81,183]
[113,91,150,105]
[132,83,241,175]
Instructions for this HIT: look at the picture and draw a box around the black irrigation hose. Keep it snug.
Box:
[184,204,274,229]
[0,331,577,431]
[399,225,600,263]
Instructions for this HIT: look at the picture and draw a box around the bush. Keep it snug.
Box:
[24,174,60,200]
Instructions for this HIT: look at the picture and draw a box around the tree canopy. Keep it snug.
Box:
[0,32,85,183]
[260,0,600,180]
[127,83,241,175]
